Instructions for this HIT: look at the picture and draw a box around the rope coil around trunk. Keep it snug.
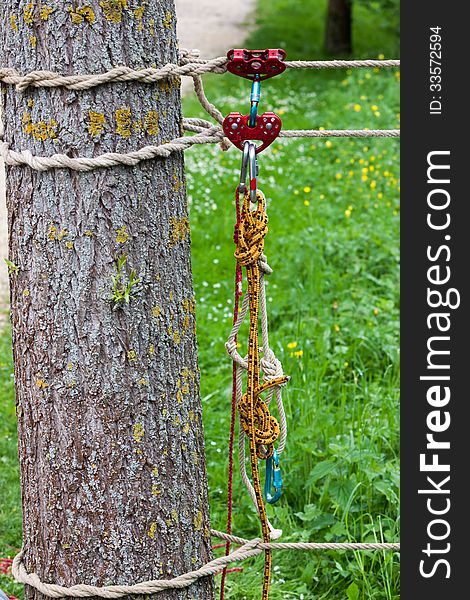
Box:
[11,529,399,598]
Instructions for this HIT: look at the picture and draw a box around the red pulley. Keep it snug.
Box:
[226,49,286,80]
[222,112,282,153]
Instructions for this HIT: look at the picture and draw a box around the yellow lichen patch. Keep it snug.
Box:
[182,422,190,434]
[162,10,172,29]
[23,3,34,26]
[100,0,127,23]
[182,297,195,314]
[133,2,145,31]
[168,216,190,249]
[188,410,195,422]
[173,414,180,425]
[47,224,57,241]
[194,511,203,531]
[39,5,53,20]
[192,450,198,465]
[152,305,161,318]
[158,78,179,94]
[115,108,132,138]
[137,377,149,387]
[65,241,74,250]
[144,110,158,135]
[173,171,182,193]
[149,17,155,36]
[10,15,18,31]
[132,423,144,443]
[29,35,37,48]
[58,228,68,240]
[169,290,174,301]
[182,314,190,335]
[151,484,161,496]
[167,326,180,345]
[66,363,73,371]
[152,466,159,476]
[115,226,129,244]
[127,349,137,362]
[147,521,157,538]
[36,379,49,389]
[88,111,106,136]
[22,289,30,297]
[22,112,57,141]
[73,5,95,24]
[27,98,35,108]
[170,509,178,522]
[84,230,94,237]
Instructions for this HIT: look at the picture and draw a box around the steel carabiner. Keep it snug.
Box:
[238,140,258,204]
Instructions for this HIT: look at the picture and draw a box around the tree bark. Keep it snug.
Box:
[324,0,352,55]
[1,2,214,599]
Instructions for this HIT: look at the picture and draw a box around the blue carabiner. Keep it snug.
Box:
[248,74,261,128]
[265,449,282,504]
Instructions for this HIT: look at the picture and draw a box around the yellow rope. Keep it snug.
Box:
[235,189,288,600]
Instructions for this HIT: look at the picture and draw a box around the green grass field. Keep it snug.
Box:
[0,1,399,598]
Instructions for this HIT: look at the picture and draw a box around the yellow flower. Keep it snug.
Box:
[303,186,311,193]
[335,173,342,180]
[278,109,286,116]
[304,200,310,207]
[362,167,369,174]
[360,95,367,100]
[361,174,368,182]
[353,103,362,112]
[348,170,354,177]
[377,192,383,199]
[320,194,326,200]
[319,126,325,131]
[293,350,303,358]
[294,190,299,195]
[370,180,377,190]
[345,209,352,218]
[374,111,381,117]
[371,105,379,112]
[378,53,385,60]
[287,341,297,349]
[334,324,340,332]
[325,140,333,149]
[373,308,379,316]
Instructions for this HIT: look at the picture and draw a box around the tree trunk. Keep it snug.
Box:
[324,0,352,55]
[1,2,214,599]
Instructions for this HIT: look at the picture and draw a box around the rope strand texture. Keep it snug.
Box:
[12,530,399,599]
[0,56,399,92]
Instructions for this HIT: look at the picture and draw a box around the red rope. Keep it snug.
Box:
[219,186,243,600]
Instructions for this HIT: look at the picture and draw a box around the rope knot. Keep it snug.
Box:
[261,349,286,382]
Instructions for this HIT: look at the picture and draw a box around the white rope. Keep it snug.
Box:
[0,55,400,92]
[11,529,399,598]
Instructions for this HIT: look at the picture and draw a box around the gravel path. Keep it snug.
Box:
[0,0,255,322]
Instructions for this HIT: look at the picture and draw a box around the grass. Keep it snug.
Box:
[0,1,399,598]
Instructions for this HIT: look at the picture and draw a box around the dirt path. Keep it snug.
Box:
[0,0,255,322]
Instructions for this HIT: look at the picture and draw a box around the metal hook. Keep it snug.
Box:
[238,141,258,204]
[248,142,258,204]
[264,449,282,504]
